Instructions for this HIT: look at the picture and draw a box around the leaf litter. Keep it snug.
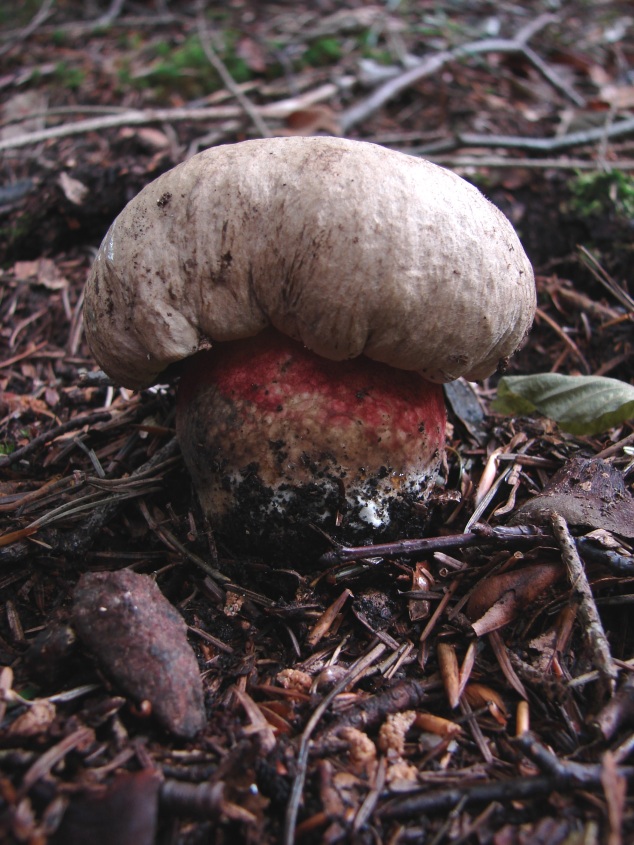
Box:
[0,2,633,844]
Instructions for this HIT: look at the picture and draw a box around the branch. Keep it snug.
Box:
[0,85,338,152]
[550,511,617,690]
[0,0,55,58]
[457,116,634,152]
[341,14,582,132]
[195,10,272,139]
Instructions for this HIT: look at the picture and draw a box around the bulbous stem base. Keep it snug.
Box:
[176,330,446,563]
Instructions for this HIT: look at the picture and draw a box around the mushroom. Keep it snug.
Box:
[84,137,535,560]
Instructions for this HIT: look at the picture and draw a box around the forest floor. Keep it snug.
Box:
[0,2,633,844]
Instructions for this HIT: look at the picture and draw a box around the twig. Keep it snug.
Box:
[514,732,631,786]
[578,246,634,313]
[318,524,552,566]
[456,117,634,152]
[319,678,430,737]
[0,411,112,468]
[320,524,630,578]
[283,642,387,845]
[0,0,55,58]
[520,43,585,107]
[381,775,580,820]
[382,737,634,820]
[592,676,634,741]
[0,85,338,152]
[535,307,591,373]
[550,511,617,690]
[96,0,126,28]
[341,15,577,131]
[595,431,634,460]
[195,11,272,139]
[0,10,177,42]
[417,156,634,172]
[138,500,229,584]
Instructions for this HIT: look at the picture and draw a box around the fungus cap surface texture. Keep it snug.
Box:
[84,136,536,390]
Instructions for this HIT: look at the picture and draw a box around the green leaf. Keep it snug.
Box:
[492,374,634,435]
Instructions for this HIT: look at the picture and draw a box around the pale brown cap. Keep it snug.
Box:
[84,137,535,389]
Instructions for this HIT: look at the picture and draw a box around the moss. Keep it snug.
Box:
[54,61,86,90]
[303,37,342,66]
[569,169,634,223]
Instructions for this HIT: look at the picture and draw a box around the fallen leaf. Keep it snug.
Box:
[7,699,56,737]
[464,683,508,725]
[513,457,634,539]
[13,258,68,290]
[282,105,341,136]
[466,563,564,635]
[494,373,634,436]
[58,172,89,206]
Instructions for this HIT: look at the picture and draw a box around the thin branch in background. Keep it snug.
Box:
[457,117,634,152]
[96,0,127,29]
[0,0,55,58]
[340,14,579,132]
[0,84,339,153]
[195,8,272,139]
[521,43,586,107]
[420,156,634,171]
[578,246,634,313]
[534,307,591,373]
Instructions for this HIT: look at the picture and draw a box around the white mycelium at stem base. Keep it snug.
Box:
[84,136,536,561]
[176,330,447,558]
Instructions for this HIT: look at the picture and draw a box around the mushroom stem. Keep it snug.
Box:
[176,330,446,561]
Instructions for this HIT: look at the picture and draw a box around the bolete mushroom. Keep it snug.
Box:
[84,137,535,560]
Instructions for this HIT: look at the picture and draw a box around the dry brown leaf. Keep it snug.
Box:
[7,699,56,737]
[437,642,461,709]
[597,84,634,109]
[466,563,564,636]
[282,105,341,136]
[2,391,57,420]
[13,258,68,290]
[13,260,39,280]
[58,172,89,206]
[0,90,47,139]
[236,36,268,73]
[413,712,462,737]
[409,561,433,621]
[464,683,508,726]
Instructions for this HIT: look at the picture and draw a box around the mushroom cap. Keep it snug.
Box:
[84,137,535,389]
